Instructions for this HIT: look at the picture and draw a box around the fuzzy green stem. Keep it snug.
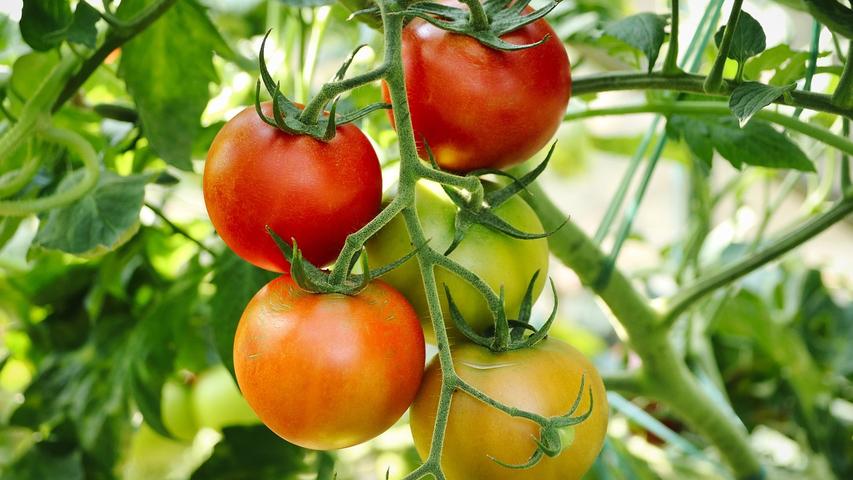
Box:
[602,371,648,396]
[704,0,744,93]
[834,41,853,109]
[0,143,41,198]
[297,63,389,123]
[328,196,406,284]
[572,71,853,118]
[663,198,853,325]
[563,101,853,157]
[460,0,491,31]
[663,0,680,74]
[2,56,78,167]
[0,127,100,216]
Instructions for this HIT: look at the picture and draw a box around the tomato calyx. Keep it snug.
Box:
[266,226,420,295]
[426,142,565,255]
[255,31,389,141]
[401,0,562,51]
[446,270,559,351]
[486,374,595,470]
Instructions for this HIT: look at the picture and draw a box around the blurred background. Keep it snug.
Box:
[0,0,851,479]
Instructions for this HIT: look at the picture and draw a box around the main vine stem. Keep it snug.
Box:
[522,183,763,479]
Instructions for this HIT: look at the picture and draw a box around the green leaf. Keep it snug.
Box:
[129,270,204,439]
[210,251,276,377]
[32,172,149,256]
[19,0,72,51]
[668,115,815,171]
[803,0,853,39]
[3,445,84,480]
[66,1,100,49]
[729,82,795,126]
[714,11,766,64]
[190,425,307,479]
[602,13,669,72]
[118,0,220,170]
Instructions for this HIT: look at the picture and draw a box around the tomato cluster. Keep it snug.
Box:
[204,103,425,450]
[203,3,607,478]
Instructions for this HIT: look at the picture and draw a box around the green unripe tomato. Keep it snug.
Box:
[191,365,259,430]
[161,377,198,442]
[366,180,549,342]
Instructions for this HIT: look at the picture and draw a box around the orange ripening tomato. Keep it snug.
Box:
[410,339,608,479]
[233,275,426,450]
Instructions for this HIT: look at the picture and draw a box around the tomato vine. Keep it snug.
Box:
[2,0,852,478]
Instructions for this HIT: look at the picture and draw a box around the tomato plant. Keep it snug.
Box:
[233,275,425,450]
[382,1,571,172]
[366,180,549,341]
[3,0,853,479]
[203,102,382,273]
[410,339,608,480]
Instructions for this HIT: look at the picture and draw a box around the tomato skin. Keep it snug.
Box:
[410,340,608,480]
[365,181,549,342]
[383,2,571,172]
[203,102,382,273]
[233,275,425,450]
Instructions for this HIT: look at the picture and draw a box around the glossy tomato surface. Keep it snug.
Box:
[203,102,382,272]
[366,181,549,342]
[410,340,608,479]
[383,2,571,171]
[233,275,425,450]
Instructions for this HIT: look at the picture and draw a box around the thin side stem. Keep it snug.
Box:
[663,0,680,74]
[297,64,389,123]
[460,0,491,30]
[0,127,100,216]
[0,142,41,199]
[704,0,744,93]
[563,101,853,157]
[592,121,659,244]
[571,71,853,118]
[843,119,851,194]
[663,198,853,325]
[834,40,853,109]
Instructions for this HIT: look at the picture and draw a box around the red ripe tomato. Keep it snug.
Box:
[382,2,571,172]
[233,275,426,450]
[203,102,382,272]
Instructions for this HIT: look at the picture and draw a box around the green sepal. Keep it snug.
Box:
[401,0,561,51]
[423,143,561,256]
[488,374,595,470]
[445,285,494,348]
[266,226,422,295]
[446,271,559,351]
[254,31,384,141]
